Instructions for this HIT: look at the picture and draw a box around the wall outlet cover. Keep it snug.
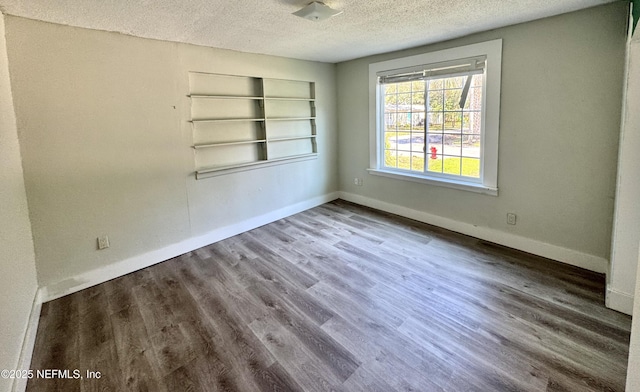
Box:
[97,236,110,250]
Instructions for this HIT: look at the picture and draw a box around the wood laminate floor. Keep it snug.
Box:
[27,200,632,391]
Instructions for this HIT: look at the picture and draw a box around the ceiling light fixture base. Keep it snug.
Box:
[293,2,343,22]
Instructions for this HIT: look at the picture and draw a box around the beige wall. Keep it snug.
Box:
[336,3,627,267]
[4,16,338,290]
[0,13,38,392]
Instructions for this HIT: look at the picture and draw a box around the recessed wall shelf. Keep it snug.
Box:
[193,139,267,149]
[267,117,315,121]
[188,95,265,100]
[196,154,317,179]
[264,97,316,101]
[269,135,318,142]
[189,118,266,123]
[188,72,317,179]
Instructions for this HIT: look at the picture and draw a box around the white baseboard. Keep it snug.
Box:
[12,288,43,392]
[42,192,340,302]
[606,286,634,315]
[339,192,608,274]
[40,190,610,301]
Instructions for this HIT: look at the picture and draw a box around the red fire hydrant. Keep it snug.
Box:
[430,146,438,160]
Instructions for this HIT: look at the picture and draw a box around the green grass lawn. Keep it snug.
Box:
[385,153,480,178]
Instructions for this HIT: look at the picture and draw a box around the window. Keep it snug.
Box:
[368,40,502,195]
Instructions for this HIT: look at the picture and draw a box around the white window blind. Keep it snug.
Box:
[377,56,486,84]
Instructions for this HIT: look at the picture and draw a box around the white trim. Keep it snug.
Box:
[609,4,638,295]
[606,286,634,315]
[339,191,608,274]
[11,288,43,392]
[369,39,502,191]
[42,192,339,301]
[368,168,498,196]
[609,3,635,286]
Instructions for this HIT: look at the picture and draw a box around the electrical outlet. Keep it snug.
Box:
[97,235,110,250]
[507,213,517,226]
[354,177,363,186]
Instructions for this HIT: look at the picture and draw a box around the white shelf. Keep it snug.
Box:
[264,97,315,102]
[267,117,316,122]
[198,159,268,173]
[268,135,316,142]
[188,95,264,100]
[189,95,314,101]
[268,153,317,162]
[193,140,267,149]
[196,153,317,179]
[188,72,316,178]
[190,118,265,123]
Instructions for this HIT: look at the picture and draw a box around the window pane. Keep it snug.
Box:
[462,157,480,178]
[412,81,425,92]
[444,112,462,132]
[463,87,483,110]
[412,93,425,106]
[461,113,471,132]
[445,77,465,89]
[397,82,412,93]
[427,155,443,173]
[398,151,411,170]
[384,84,397,95]
[384,150,397,168]
[397,93,411,107]
[462,134,480,158]
[427,90,443,112]
[385,114,397,131]
[385,94,398,106]
[463,111,482,134]
[443,156,462,175]
[472,74,483,87]
[427,133,442,157]
[443,134,461,156]
[406,112,414,128]
[384,132,398,149]
[444,88,462,111]
[410,132,425,152]
[405,112,418,130]
[428,79,444,90]
[411,113,425,131]
[396,113,410,130]
[411,153,425,172]
[396,132,412,152]
[427,113,443,132]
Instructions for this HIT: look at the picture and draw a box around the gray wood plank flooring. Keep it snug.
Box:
[26,200,632,391]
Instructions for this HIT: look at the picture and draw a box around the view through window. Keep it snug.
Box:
[383,73,483,179]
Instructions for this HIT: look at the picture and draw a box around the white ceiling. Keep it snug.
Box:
[0,0,616,63]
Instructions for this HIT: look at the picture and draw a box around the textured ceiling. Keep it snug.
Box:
[0,0,617,63]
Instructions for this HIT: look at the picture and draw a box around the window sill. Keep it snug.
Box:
[367,169,498,196]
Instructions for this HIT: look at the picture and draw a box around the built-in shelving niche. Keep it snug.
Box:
[188,72,317,179]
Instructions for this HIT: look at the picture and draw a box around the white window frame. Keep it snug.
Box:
[368,39,502,196]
